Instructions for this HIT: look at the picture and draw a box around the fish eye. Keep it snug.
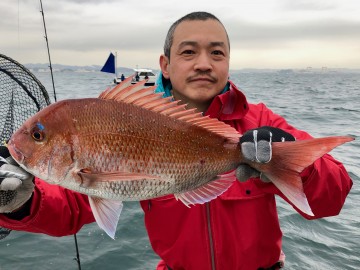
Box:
[31,126,45,142]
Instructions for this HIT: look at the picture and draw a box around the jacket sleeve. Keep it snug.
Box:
[0,178,95,236]
[254,103,353,219]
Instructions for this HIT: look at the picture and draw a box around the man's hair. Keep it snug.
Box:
[163,11,230,60]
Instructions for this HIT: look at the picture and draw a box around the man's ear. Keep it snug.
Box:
[159,54,170,79]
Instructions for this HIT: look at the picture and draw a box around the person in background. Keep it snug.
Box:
[0,11,352,270]
[120,73,125,81]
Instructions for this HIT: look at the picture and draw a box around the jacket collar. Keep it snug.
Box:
[205,80,249,121]
[155,73,249,121]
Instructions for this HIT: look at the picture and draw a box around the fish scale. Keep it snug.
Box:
[60,99,239,200]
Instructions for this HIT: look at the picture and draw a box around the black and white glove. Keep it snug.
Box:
[0,146,34,213]
[236,126,295,182]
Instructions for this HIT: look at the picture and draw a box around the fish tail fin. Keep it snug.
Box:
[259,136,354,216]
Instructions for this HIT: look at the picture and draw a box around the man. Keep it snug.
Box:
[0,12,352,270]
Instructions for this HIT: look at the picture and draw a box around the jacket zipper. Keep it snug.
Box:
[206,202,216,270]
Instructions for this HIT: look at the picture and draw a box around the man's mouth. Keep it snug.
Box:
[188,75,216,83]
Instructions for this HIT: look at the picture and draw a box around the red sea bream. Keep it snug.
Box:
[8,78,353,238]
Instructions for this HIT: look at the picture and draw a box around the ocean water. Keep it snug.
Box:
[0,70,359,270]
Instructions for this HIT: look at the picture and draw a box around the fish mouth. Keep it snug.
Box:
[7,141,25,165]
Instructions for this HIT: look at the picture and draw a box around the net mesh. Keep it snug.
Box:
[0,53,51,239]
[0,53,51,143]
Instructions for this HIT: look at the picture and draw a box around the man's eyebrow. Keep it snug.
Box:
[209,41,226,47]
[178,41,197,48]
[178,41,226,48]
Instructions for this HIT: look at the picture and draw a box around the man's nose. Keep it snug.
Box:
[194,52,212,71]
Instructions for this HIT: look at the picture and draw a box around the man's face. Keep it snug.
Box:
[160,19,230,111]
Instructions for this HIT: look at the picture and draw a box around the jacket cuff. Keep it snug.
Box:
[4,193,33,220]
[0,178,44,230]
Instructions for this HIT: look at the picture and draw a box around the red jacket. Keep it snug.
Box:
[0,81,352,270]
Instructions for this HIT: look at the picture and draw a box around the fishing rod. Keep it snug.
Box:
[39,0,57,102]
[39,1,81,269]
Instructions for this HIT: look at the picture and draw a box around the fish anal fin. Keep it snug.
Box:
[265,168,314,216]
[88,196,123,239]
[175,172,235,207]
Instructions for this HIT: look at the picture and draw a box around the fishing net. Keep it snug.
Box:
[0,53,51,143]
[0,53,51,240]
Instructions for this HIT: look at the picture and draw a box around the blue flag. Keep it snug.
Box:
[100,53,115,74]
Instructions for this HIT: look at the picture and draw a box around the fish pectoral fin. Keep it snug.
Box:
[174,171,236,207]
[88,196,123,239]
[78,169,162,188]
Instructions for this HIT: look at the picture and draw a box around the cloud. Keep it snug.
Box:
[280,0,337,11]
[1,0,359,68]
[228,19,360,49]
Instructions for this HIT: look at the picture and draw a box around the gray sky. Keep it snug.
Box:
[1,0,360,69]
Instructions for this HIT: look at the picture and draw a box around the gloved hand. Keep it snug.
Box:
[0,146,34,213]
[236,126,295,182]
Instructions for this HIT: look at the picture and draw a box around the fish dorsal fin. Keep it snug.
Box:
[98,81,241,143]
[99,75,135,99]
[174,171,235,207]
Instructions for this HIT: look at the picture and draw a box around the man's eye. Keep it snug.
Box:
[181,50,195,55]
[212,50,225,56]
